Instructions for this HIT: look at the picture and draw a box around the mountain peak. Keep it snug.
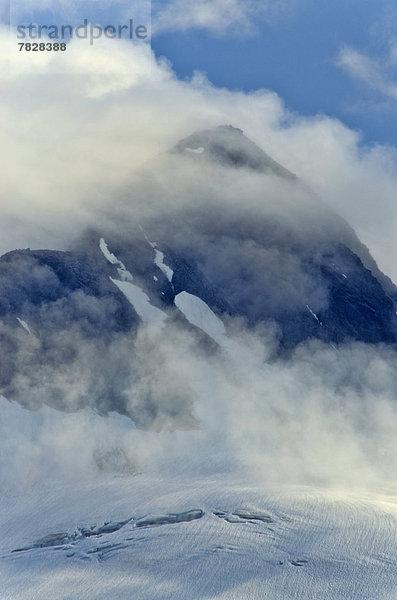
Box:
[216,124,244,135]
[171,125,296,180]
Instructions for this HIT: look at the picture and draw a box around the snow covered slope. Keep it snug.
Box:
[3,482,397,600]
[1,397,396,600]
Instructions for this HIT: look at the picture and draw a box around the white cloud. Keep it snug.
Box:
[152,0,293,35]
[337,45,397,102]
[1,27,397,285]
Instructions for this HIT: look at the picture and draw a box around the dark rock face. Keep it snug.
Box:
[1,126,396,426]
[0,247,138,333]
[161,240,397,352]
[0,246,140,419]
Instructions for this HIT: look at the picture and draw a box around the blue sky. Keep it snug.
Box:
[151,0,397,147]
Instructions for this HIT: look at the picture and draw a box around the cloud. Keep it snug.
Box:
[336,45,397,101]
[152,0,294,35]
[2,322,397,493]
[0,27,397,500]
[1,28,397,281]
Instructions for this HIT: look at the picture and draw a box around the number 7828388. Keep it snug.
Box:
[18,42,67,51]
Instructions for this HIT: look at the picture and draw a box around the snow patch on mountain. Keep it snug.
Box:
[99,238,121,266]
[140,228,174,282]
[110,278,167,328]
[185,147,205,154]
[100,238,167,329]
[306,305,322,325]
[175,291,226,345]
[99,238,133,282]
[174,291,267,370]
[153,249,174,282]
[16,317,31,335]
